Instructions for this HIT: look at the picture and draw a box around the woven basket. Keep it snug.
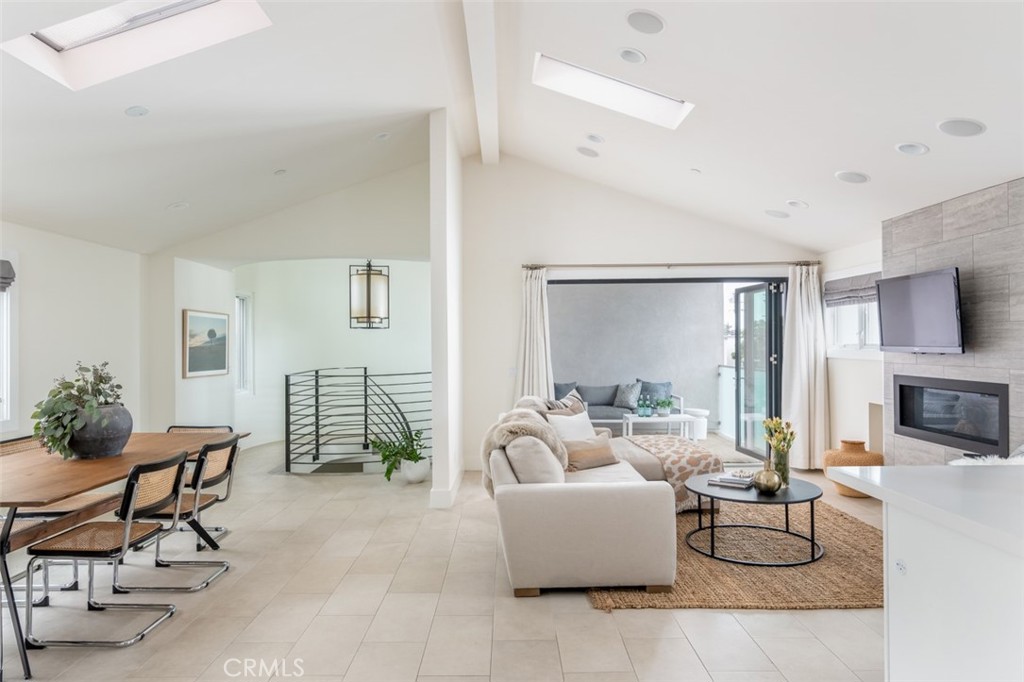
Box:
[823,440,883,497]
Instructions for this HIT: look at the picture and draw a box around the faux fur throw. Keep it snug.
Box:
[480,408,568,497]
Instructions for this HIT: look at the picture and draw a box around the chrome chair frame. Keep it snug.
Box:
[115,437,239,593]
[23,453,187,649]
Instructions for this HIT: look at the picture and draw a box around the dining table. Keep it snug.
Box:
[1,431,245,680]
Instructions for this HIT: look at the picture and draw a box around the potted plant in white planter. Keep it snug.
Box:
[33,362,133,460]
[371,429,429,483]
[655,397,673,417]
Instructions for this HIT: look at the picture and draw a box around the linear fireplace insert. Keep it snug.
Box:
[894,375,1010,456]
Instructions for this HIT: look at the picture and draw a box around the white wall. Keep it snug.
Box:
[1,221,143,437]
[172,258,235,427]
[821,239,884,449]
[233,258,432,446]
[461,155,818,469]
[428,109,464,507]
[167,163,430,269]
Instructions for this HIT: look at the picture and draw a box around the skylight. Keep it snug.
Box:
[32,0,220,53]
[532,53,695,130]
[1,0,271,91]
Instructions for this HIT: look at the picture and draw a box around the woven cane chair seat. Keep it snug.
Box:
[0,437,44,456]
[29,521,163,557]
[150,492,219,518]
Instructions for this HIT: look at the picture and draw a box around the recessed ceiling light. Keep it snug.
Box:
[166,201,189,210]
[895,142,930,156]
[765,210,790,219]
[786,199,809,209]
[834,170,871,184]
[689,168,702,175]
[532,53,695,129]
[586,133,605,144]
[627,10,665,34]
[124,105,149,117]
[577,147,599,158]
[374,132,391,141]
[938,118,986,137]
[619,48,647,64]
[273,169,287,176]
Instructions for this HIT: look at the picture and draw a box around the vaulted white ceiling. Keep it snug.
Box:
[2,1,1022,255]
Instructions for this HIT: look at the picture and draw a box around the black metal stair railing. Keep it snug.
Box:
[284,367,432,472]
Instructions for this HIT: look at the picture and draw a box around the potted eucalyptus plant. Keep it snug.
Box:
[32,361,133,460]
[370,429,429,483]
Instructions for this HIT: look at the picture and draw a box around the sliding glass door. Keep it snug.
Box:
[734,282,784,458]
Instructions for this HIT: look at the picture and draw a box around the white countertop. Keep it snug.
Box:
[829,465,1024,556]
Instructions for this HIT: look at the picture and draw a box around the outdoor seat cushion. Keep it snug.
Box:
[586,405,632,420]
[577,384,619,406]
[564,460,644,484]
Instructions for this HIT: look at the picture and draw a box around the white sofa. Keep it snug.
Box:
[487,424,677,597]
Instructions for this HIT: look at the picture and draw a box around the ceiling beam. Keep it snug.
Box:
[462,0,499,164]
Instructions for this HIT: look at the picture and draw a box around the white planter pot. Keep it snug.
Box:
[402,458,431,484]
[657,408,671,417]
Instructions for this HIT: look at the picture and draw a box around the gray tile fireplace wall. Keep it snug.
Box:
[882,177,1024,464]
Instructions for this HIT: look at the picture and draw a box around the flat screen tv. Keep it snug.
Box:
[876,267,963,354]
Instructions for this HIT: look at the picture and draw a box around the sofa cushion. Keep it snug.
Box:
[577,384,618,406]
[553,381,578,400]
[610,437,666,481]
[547,411,597,441]
[586,405,633,420]
[614,381,642,409]
[505,436,566,484]
[546,389,586,416]
[637,379,673,402]
[565,460,645,483]
[564,434,619,472]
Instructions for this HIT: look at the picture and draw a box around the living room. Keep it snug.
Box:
[1,1,1021,681]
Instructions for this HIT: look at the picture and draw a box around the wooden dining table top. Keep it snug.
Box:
[0,431,246,508]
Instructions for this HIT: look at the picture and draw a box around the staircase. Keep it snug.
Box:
[284,367,432,473]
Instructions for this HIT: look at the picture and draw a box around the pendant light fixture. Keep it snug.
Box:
[350,260,390,329]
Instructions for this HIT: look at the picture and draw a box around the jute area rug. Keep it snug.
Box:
[588,500,883,611]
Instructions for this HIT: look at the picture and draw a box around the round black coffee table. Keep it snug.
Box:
[684,473,825,567]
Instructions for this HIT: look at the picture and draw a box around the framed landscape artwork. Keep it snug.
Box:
[183,309,229,378]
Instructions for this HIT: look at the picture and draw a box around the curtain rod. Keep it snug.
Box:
[522,260,820,270]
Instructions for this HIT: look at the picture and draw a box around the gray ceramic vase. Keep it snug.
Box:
[69,404,133,459]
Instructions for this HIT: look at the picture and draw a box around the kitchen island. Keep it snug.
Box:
[828,464,1024,682]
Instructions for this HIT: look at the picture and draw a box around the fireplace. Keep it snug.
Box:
[894,375,1010,457]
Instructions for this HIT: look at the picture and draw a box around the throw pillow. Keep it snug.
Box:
[547,411,597,441]
[637,379,673,402]
[546,389,586,416]
[553,381,578,400]
[505,436,566,483]
[614,381,642,409]
[564,434,619,472]
[577,384,618,406]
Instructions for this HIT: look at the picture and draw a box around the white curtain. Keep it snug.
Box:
[514,268,555,400]
[782,264,830,469]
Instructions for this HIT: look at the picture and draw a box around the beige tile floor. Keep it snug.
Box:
[2,442,884,682]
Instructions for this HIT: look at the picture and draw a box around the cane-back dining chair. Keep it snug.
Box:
[23,452,187,648]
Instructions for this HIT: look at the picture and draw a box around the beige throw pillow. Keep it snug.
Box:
[564,434,619,472]
[546,411,597,441]
[505,436,566,483]
[545,388,586,416]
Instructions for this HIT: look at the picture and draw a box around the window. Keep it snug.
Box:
[827,301,880,351]
[823,270,881,357]
[234,294,253,393]
[0,288,11,425]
